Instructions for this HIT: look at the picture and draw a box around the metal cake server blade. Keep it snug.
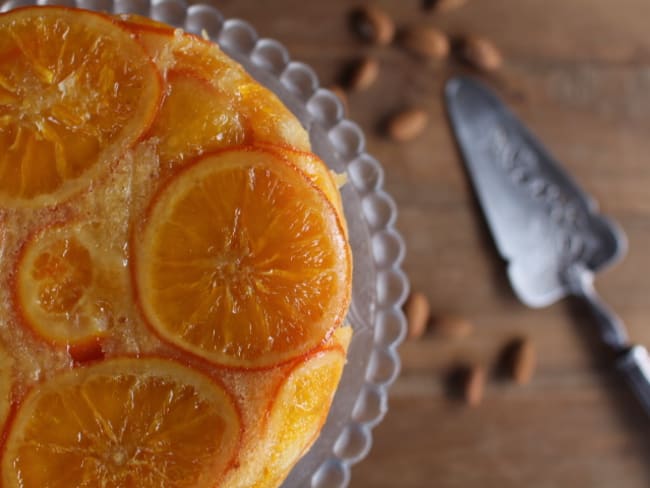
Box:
[445,75,650,414]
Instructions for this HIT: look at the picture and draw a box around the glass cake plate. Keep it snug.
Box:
[0,0,409,486]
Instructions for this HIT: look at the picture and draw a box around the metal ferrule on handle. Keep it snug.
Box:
[567,264,650,416]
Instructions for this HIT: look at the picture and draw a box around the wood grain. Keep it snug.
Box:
[213,1,650,486]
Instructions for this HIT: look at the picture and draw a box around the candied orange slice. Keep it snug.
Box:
[121,21,311,155]
[135,147,351,368]
[237,80,310,151]
[256,329,350,487]
[15,222,117,346]
[0,346,12,432]
[2,358,241,487]
[0,7,160,204]
[147,70,246,171]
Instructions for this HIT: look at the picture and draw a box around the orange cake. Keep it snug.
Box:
[0,6,352,487]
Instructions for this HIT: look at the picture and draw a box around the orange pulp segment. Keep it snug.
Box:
[135,147,351,368]
[0,7,160,204]
[15,222,116,346]
[256,333,349,487]
[2,358,241,488]
[262,144,346,227]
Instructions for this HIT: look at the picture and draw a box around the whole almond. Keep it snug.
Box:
[461,35,503,72]
[433,315,473,339]
[404,291,431,339]
[400,27,449,60]
[464,365,485,407]
[353,5,395,46]
[426,0,468,12]
[347,57,379,91]
[328,85,349,114]
[387,108,429,142]
[511,337,536,385]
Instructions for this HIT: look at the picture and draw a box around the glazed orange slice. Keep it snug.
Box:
[147,70,246,171]
[120,20,311,156]
[15,222,118,347]
[0,7,160,204]
[135,147,351,368]
[0,346,12,432]
[236,79,311,151]
[2,358,241,487]
[256,328,350,487]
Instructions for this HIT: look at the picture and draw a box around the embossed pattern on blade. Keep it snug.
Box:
[445,76,626,308]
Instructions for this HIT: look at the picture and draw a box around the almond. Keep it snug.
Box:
[329,85,349,114]
[352,5,395,46]
[387,108,429,142]
[425,0,468,12]
[511,337,536,385]
[400,26,449,60]
[347,57,379,91]
[404,291,430,339]
[460,35,503,72]
[432,314,473,339]
[464,365,485,407]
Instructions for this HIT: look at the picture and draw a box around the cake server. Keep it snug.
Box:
[445,75,650,415]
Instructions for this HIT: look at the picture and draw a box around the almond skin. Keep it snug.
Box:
[347,57,379,91]
[426,0,468,12]
[387,108,429,142]
[433,315,473,339]
[511,337,536,385]
[352,5,395,46]
[460,35,503,72]
[464,365,485,407]
[405,291,431,339]
[400,26,449,60]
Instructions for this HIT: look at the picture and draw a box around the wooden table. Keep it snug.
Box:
[216,1,650,486]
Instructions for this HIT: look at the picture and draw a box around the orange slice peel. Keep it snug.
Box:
[0,348,12,436]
